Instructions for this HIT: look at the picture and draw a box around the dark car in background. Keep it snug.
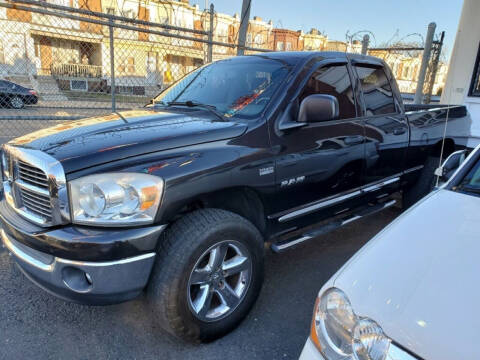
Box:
[0,80,38,109]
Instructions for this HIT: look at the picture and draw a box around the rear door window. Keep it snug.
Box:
[355,65,397,115]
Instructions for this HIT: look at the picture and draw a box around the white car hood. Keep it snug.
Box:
[334,189,480,360]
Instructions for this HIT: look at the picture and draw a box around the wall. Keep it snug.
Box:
[442,0,480,139]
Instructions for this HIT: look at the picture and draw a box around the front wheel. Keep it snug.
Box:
[147,209,264,342]
[10,96,25,109]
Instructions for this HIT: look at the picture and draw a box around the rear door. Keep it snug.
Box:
[269,61,366,228]
[353,63,409,187]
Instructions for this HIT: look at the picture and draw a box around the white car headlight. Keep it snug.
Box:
[69,173,163,226]
[310,288,391,360]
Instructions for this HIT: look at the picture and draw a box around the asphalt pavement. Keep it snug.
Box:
[0,207,401,360]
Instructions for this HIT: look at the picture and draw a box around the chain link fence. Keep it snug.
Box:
[366,32,446,104]
[0,0,272,143]
[0,0,447,144]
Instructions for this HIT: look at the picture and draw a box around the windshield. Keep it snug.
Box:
[454,156,480,197]
[153,56,291,118]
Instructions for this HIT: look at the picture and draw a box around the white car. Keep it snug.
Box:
[300,144,480,360]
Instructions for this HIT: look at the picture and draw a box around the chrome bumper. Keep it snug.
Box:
[1,228,157,304]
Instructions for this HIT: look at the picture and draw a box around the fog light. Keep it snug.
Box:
[62,266,93,293]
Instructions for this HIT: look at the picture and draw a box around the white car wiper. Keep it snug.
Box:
[167,101,226,122]
[455,184,480,196]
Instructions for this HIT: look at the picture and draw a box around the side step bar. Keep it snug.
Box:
[271,199,396,253]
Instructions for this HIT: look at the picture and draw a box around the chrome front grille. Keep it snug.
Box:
[18,185,53,222]
[17,160,49,190]
[1,145,70,227]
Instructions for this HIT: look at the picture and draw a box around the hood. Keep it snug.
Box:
[7,109,247,173]
[334,189,480,360]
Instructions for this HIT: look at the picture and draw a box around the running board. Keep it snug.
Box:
[270,200,396,253]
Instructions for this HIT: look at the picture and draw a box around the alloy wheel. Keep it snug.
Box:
[187,240,252,322]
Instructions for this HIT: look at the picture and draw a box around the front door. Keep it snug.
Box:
[270,63,366,229]
[353,64,409,185]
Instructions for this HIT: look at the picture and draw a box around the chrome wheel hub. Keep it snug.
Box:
[11,97,23,108]
[187,240,252,322]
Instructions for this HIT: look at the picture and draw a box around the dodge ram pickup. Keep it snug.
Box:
[0,52,471,342]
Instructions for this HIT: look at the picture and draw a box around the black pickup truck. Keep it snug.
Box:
[0,52,471,342]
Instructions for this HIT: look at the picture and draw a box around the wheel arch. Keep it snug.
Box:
[431,138,455,159]
[173,187,267,238]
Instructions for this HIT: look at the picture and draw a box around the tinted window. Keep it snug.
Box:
[356,66,396,115]
[470,44,480,97]
[154,57,291,118]
[299,65,356,120]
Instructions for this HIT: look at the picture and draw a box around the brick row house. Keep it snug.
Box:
[0,0,337,101]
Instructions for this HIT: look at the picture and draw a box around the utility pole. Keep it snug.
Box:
[207,3,214,63]
[361,34,369,55]
[237,0,251,56]
[414,22,436,104]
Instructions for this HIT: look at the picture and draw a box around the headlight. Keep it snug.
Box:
[69,173,163,226]
[310,288,391,360]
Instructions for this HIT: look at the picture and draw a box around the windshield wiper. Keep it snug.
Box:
[455,184,480,196]
[167,101,226,122]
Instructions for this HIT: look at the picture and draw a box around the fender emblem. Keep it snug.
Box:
[281,176,305,187]
[259,166,274,176]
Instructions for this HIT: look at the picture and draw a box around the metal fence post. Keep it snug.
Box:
[361,34,369,55]
[414,22,436,104]
[207,4,214,63]
[109,18,116,112]
[424,31,445,104]
[237,0,251,56]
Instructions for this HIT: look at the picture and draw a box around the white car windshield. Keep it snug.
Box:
[455,157,480,196]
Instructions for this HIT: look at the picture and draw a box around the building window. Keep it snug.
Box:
[469,43,480,97]
[286,42,292,51]
[276,41,284,51]
[106,7,115,15]
[246,33,253,45]
[122,10,134,19]
[70,80,87,91]
[127,57,135,74]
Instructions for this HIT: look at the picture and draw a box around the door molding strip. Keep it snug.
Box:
[276,175,401,223]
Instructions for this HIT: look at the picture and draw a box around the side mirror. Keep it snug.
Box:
[298,94,339,123]
[434,150,467,182]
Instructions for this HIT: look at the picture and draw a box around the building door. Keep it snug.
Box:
[39,37,52,75]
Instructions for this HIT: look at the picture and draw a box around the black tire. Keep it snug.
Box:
[147,208,264,343]
[403,156,439,209]
[10,96,24,109]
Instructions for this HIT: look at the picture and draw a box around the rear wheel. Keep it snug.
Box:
[10,96,24,109]
[403,156,439,209]
[147,209,264,342]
